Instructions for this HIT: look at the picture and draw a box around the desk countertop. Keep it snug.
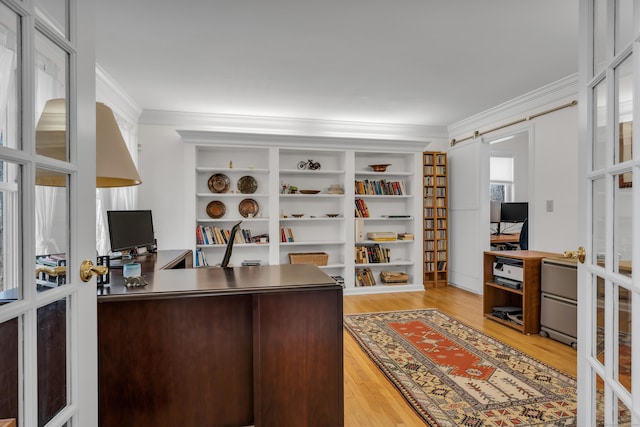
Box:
[98,250,338,301]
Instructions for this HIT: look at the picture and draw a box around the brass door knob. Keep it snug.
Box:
[80,259,109,282]
[564,246,585,264]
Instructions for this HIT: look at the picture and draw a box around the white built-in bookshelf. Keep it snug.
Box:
[180,130,424,295]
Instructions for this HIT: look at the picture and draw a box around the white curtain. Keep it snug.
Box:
[35,60,65,256]
[95,112,138,256]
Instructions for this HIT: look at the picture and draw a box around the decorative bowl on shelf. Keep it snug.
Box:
[326,213,340,218]
[238,198,259,218]
[368,164,391,172]
[206,200,226,218]
[291,214,305,218]
[299,189,320,194]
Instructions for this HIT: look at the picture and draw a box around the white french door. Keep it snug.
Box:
[0,0,97,426]
[578,0,638,425]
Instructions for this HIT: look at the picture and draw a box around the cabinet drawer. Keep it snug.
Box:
[540,292,577,339]
[541,258,577,300]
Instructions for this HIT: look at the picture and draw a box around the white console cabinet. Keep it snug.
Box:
[181,131,424,294]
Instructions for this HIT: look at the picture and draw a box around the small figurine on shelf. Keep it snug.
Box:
[297,159,321,170]
[229,160,233,169]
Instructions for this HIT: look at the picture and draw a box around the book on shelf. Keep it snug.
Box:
[354,179,406,196]
[366,231,397,241]
[197,225,255,245]
[397,233,414,240]
[280,227,295,242]
[355,267,376,286]
[355,198,370,218]
[354,244,390,264]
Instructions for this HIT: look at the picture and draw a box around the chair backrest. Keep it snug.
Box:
[519,218,529,250]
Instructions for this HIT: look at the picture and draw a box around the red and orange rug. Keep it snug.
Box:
[344,309,578,426]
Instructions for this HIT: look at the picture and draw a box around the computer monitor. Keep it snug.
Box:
[500,202,528,223]
[107,210,156,255]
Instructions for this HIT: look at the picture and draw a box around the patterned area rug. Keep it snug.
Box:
[344,309,578,427]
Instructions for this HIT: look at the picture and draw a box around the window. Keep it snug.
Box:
[490,156,514,203]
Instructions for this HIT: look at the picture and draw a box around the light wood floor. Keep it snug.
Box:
[343,286,577,427]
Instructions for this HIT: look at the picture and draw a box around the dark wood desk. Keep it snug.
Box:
[98,250,343,427]
[490,233,520,244]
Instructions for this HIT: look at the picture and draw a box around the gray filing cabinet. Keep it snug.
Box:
[540,257,577,349]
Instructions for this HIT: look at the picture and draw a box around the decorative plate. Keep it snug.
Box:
[208,173,230,193]
[368,164,391,172]
[299,189,320,194]
[238,198,259,218]
[237,175,258,194]
[206,200,226,218]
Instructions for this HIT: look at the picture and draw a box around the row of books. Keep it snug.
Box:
[280,227,295,242]
[194,248,209,266]
[355,198,370,218]
[355,267,377,286]
[196,225,258,245]
[354,179,406,196]
[354,244,390,264]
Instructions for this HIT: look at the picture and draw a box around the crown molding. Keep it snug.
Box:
[177,129,432,152]
[448,74,578,140]
[141,109,447,144]
[96,64,143,124]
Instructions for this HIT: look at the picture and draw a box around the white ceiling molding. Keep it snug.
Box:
[448,74,578,141]
[177,129,431,152]
[143,109,447,144]
[96,64,143,125]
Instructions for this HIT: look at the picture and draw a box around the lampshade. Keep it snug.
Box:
[35,99,142,187]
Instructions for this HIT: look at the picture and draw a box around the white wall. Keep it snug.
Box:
[531,106,579,253]
[137,125,191,250]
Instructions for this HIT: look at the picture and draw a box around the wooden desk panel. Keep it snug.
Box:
[490,233,520,244]
[98,251,343,427]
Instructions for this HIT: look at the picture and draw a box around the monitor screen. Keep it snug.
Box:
[500,202,528,223]
[107,210,155,253]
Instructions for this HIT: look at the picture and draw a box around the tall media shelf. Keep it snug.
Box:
[423,151,448,288]
[181,131,424,295]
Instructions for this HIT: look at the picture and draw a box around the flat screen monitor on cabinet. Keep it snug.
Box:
[500,202,528,223]
[107,210,156,265]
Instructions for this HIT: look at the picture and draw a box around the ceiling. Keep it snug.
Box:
[95,0,579,129]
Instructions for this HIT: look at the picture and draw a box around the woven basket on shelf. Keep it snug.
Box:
[288,252,329,266]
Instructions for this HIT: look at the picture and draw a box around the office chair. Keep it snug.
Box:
[505,218,528,250]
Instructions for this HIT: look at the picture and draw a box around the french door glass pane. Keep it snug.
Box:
[616,57,632,168]
[0,317,19,423]
[596,276,605,368]
[614,172,632,277]
[592,178,605,264]
[35,169,68,292]
[0,160,21,303]
[35,32,67,162]
[617,285,631,393]
[0,3,19,150]
[593,0,607,75]
[37,298,67,426]
[615,0,633,55]
[593,81,607,171]
[35,0,67,39]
